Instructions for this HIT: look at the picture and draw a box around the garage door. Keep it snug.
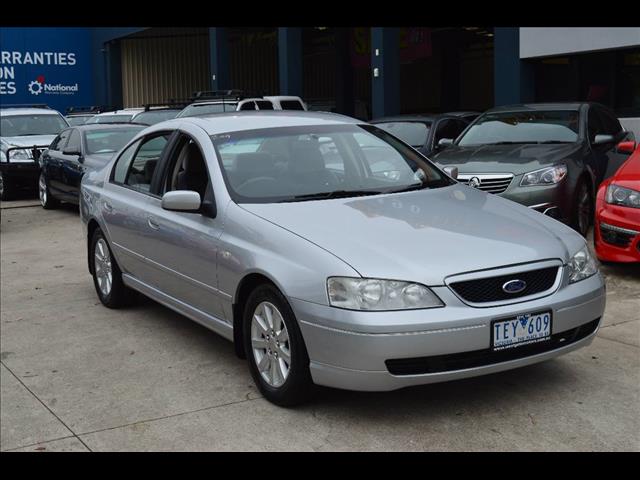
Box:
[120,28,210,107]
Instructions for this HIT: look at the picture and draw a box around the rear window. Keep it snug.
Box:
[134,110,180,125]
[177,103,238,118]
[374,121,430,147]
[85,127,144,155]
[279,100,305,111]
[86,114,133,124]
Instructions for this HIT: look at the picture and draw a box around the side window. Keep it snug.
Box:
[163,135,210,200]
[255,100,274,110]
[112,140,141,184]
[65,129,82,153]
[587,108,602,143]
[434,120,455,145]
[124,134,171,193]
[449,120,469,140]
[50,129,71,151]
[598,108,622,136]
[239,101,256,111]
[280,100,305,110]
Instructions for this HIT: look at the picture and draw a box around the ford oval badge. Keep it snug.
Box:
[502,279,527,294]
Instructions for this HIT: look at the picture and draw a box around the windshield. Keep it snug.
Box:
[85,127,144,155]
[134,110,180,125]
[374,121,430,147]
[85,114,133,124]
[457,110,580,146]
[211,124,451,203]
[177,103,238,118]
[1,114,68,137]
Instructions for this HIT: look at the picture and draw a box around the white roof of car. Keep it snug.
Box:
[179,111,360,134]
[0,107,62,116]
[94,108,144,116]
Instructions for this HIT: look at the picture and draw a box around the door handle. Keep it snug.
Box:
[147,217,160,230]
[103,201,113,213]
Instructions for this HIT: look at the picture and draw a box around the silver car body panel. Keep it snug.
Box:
[80,111,606,392]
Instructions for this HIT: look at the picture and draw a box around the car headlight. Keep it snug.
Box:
[567,246,598,284]
[8,149,32,160]
[606,184,640,208]
[327,277,444,311]
[520,164,568,186]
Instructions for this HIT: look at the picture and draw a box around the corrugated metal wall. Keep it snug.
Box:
[228,28,279,94]
[120,28,210,107]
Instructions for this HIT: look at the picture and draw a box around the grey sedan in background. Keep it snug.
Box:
[80,112,606,406]
[432,102,635,237]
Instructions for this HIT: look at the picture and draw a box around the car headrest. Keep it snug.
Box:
[234,153,276,175]
[183,142,206,174]
[290,141,325,173]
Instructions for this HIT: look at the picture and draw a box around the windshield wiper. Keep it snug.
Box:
[282,190,383,202]
[386,183,426,194]
[534,140,573,144]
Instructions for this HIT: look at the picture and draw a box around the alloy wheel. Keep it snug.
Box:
[39,173,47,207]
[250,301,291,388]
[577,184,591,236]
[94,238,113,297]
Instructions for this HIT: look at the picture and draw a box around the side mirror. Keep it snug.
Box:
[593,134,615,145]
[616,140,636,154]
[161,190,201,212]
[443,166,458,179]
[438,138,454,149]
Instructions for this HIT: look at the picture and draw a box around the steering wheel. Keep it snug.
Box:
[235,176,279,195]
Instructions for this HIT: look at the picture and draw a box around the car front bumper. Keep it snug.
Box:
[500,177,573,224]
[594,204,640,263]
[292,271,605,391]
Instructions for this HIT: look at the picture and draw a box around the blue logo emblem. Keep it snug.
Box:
[502,279,527,294]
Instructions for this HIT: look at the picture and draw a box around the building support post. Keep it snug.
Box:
[277,27,302,96]
[371,27,400,119]
[209,28,230,91]
[494,27,535,106]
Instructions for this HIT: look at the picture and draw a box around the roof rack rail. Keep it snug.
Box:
[142,101,190,112]
[1,103,50,110]
[66,105,108,114]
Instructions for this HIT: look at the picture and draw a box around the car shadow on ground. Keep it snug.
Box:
[129,292,581,416]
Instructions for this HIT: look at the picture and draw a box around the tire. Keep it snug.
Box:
[243,283,314,406]
[0,172,14,201]
[570,179,593,237]
[39,172,59,209]
[90,227,134,308]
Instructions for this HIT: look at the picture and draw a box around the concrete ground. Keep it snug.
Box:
[1,200,639,452]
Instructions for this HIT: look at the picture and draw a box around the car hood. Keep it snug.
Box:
[1,135,57,149]
[432,143,582,175]
[240,185,585,284]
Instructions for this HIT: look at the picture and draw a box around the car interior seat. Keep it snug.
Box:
[176,142,208,199]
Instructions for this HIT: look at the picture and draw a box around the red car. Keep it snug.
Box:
[594,141,640,262]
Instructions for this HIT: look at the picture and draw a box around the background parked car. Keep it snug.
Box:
[38,123,145,208]
[131,103,188,126]
[594,140,640,262]
[84,108,146,125]
[431,102,636,237]
[1,104,69,200]
[370,112,479,158]
[65,106,109,126]
[175,90,307,118]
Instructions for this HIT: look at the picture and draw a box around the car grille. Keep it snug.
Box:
[385,318,600,376]
[600,222,638,248]
[457,174,513,194]
[449,266,559,303]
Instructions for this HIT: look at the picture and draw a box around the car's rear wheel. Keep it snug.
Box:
[91,227,134,308]
[243,283,314,406]
[39,172,59,209]
[571,179,593,237]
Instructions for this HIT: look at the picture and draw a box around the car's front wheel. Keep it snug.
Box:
[243,283,314,406]
[39,172,59,209]
[90,227,134,308]
[0,172,14,201]
[571,179,593,237]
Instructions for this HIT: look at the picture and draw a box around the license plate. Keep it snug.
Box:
[492,311,552,351]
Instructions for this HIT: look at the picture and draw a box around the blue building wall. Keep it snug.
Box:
[0,27,95,112]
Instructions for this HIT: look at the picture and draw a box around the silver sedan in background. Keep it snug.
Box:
[80,112,606,406]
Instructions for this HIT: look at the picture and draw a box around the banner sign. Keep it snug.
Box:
[0,27,94,113]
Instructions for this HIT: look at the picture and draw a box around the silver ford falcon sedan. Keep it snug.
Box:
[80,111,606,406]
